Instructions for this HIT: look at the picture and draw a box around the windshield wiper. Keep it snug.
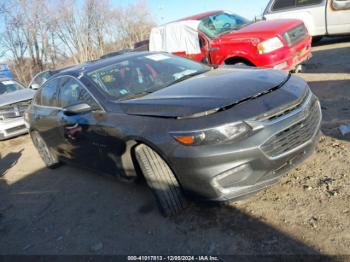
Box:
[164,71,207,88]
[119,86,166,101]
[119,91,153,101]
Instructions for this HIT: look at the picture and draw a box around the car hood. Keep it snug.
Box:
[120,67,290,118]
[219,19,303,40]
[0,89,35,107]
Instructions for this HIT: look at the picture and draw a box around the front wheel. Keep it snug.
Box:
[134,144,187,216]
[31,131,60,169]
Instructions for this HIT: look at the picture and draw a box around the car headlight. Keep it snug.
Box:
[0,108,15,120]
[257,37,284,54]
[170,122,251,146]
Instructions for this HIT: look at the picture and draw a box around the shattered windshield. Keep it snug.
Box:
[199,12,251,38]
[87,53,210,100]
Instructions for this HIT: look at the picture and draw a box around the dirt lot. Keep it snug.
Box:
[1,37,350,256]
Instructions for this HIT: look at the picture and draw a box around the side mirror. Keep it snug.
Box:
[63,103,92,116]
[31,83,40,90]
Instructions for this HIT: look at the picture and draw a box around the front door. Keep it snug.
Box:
[55,76,104,170]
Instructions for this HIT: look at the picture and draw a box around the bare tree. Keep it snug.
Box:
[1,0,60,79]
[0,0,156,83]
[112,0,155,49]
[0,5,29,82]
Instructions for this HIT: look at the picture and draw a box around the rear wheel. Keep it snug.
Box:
[134,144,187,216]
[31,131,60,169]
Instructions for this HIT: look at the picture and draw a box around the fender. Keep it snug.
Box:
[209,37,260,66]
[222,54,256,66]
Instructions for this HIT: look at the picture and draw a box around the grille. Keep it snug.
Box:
[261,101,321,158]
[283,24,308,46]
[0,100,31,120]
[6,124,26,134]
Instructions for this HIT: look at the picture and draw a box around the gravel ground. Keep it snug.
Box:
[0,37,350,256]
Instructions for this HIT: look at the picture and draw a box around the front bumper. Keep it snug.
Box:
[257,36,312,71]
[167,93,322,201]
[0,117,28,140]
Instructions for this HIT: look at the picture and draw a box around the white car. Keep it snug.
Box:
[0,78,35,140]
[263,0,350,40]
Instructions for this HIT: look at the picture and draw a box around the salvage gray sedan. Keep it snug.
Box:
[0,78,35,140]
[26,52,321,216]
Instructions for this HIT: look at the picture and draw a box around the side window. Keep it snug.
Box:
[332,0,350,10]
[40,79,59,107]
[272,0,296,11]
[272,0,324,10]
[58,77,100,109]
[296,0,323,7]
[33,71,51,86]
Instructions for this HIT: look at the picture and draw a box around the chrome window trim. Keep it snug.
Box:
[246,89,313,131]
[263,91,313,125]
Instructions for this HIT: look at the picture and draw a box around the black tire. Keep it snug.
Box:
[312,36,323,45]
[134,144,187,216]
[31,131,60,169]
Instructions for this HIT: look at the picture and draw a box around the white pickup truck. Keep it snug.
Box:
[263,0,350,41]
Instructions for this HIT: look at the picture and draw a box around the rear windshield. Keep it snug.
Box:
[0,80,24,95]
[199,12,250,38]
[86,53,210,100]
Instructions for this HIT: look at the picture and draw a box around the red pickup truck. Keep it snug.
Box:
[147,10,312,71]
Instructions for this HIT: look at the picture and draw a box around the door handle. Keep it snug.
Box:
[59,116,67,123]
[208,47,219,52]
[59,115,74,125]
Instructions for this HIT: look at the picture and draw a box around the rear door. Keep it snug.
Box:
[264,0,327,36]
[327,0,350,34]
[31,78,61,150]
